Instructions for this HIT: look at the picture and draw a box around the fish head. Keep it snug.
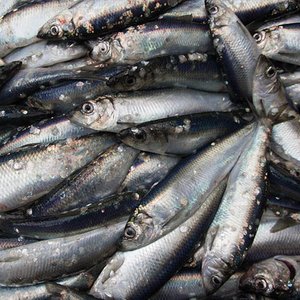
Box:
[69,97,115,131]
[202,252,232,294]
[87,38,113,63]
[118,126,167,154]
[120,209,157,250]
[107,65,154,91]
[252,55,288,120]
[239,257,295,297]
[37,11,75,40]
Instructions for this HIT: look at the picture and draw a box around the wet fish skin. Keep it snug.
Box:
[162,0,300,25]
[69,89,236,133]
[245,219,300,263]
[0,0,81,58]
[120,123,254,251]
[107,53,227,93]
[3,40,88,69]
[240,256,297,297]
[0,105,51,127]
[27,65,130,113]
[0,221,125,285]
[90,182,226,300]
[29,144,138,217]
[206,0,261,102]
[0,67,96,105]
[37,0,186,40]
[87,20,213,65]
[119,152,180,195]
[0,237,37,250]
[0,115,95,156]
[252,55,290,121]
[284,84,300,113]
[0,133,116,212]
[271,118,300,173]
[202,123,270,294]
[0,61,22,89]
[0,0,28,18]
[254,24,300,66]
[119,112,248,156]
[2,192,141,239]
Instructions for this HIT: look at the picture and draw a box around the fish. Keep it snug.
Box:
[0,221,125,285]
[37,0,186,40]
[0,192,141,240]
[206,0,261,102]
[120,123,254,251]
[0,67,101,105]
[28,144,138,217]
[0,133,116,212]
[107,53,227,93]
[27,65,129,113]
[90,181,226,300]
[161,0,300,25]
[0,61,22,89]
[240,256,298,297]
[0,237,37,250]
[0,0,28,18]
[69,89,236,133]
[152,269,245,300]
[3,40,88,69]
[86,20,213,65]
[0,105,51,127]
[271,118,300,175]
[245,218,300,263]
[252,55,290,121]
[119,152,180,195]
[201,122,270,294]
[0,115,95,156]
[0,0,81,57]
[119,112,248,156]
[254,24,300,66]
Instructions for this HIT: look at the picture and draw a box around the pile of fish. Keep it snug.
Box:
[1,0,300,299]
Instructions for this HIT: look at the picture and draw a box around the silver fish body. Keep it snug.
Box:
[37,0,186,40]
[3,40,88,69]
[107,54,227,93]
[87,20,213,65]
[28,144,138,217]
[120,123,254,250]
[202,122,270,294]
[90,182,226,300]
[206,0,261,101]
[0,133,116,212]
[0,221,125,285]
[69,89,236,132]
[0,115,95,156]
[0,0,81,57]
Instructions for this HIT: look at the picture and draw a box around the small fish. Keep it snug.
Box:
[0,61,22,89]
[3,40,88,69]
[69,89,236,132]
[118,112,248,156]
[120,123,254,251]
[107,54,227,93]
[37,0,186,40]
[0,133,116,212]
[87,20,213,65]
[240,256,298,297]
[206,0,261,102]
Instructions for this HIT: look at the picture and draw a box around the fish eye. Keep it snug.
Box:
[124,226,136,239]
[208,5,219,15]
[98,42,110,54]
[211,275,222,286]
[50,25,60,37]
[132,129,146,141]
[81,102,95,115]
[253,31,265,43]
[255,278,268,290]
[125,76,136,86]
[265,66,276,78]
